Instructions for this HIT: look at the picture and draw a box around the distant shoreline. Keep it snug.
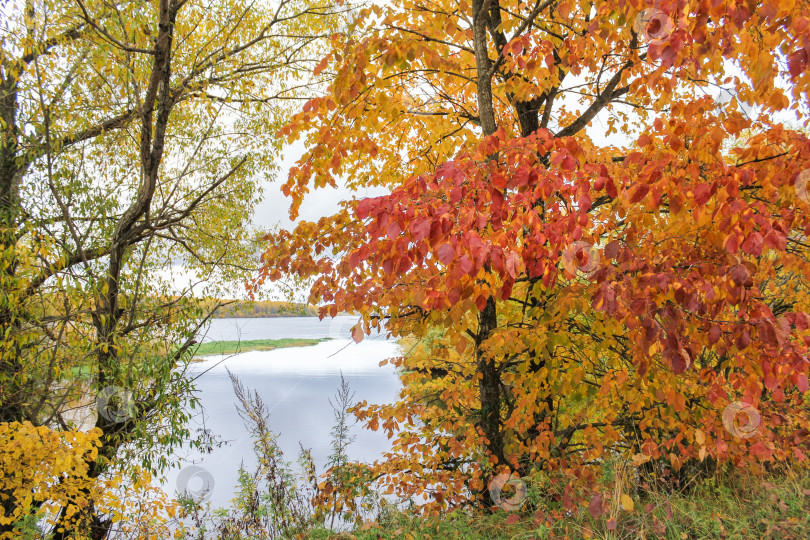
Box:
[209,300,319,318]
[211,313,354,319]
[204,300,353,319]
[192,337,333,360]
[211,313,318,319]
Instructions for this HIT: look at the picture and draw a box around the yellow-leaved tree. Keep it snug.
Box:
[0,0,342,535]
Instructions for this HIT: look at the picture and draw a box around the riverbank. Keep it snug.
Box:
[192,337,333,359]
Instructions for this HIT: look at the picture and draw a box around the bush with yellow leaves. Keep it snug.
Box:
[0,422,180,539]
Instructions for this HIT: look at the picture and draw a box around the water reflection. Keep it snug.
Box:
[162,316,401,510]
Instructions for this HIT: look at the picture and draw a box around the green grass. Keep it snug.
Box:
[305,467,810,540]
[193,337,332,357]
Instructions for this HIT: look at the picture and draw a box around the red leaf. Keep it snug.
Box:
[588,493,603,518]
[798,374,809,393]
[500,280,513,300]
[357,198,374,219]
[437,243,455,264]
[788,47,808,78]
[741,232,764,257]
[659,44,677,66]
[605,177,618,199]
[505,514,521,525]
[795,313,809,331]
[638,134,651,147]
[669,347,691,373]
[604,241,620,259]
[724,232,740,254]
[561,155,577,172]
[410,217,431,242]
[458,255,473,275]
[397,255,412,275]
[759,320,778,346]
[514,167,530,186]
[387,221,401,239]
[693,183,712,205]
[709,325,722,344]
[505,251,521,279]
[490,249,504,274]
[763,229,786,251]
[750,442,771,460]
[729,264,751,286]
[630,183,649,203]
[735,328,751,350]
[630,298,647,316]
[606,518,617,530]
[670,193,684,215]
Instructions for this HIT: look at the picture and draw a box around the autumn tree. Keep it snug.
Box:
[259,0,810,513]
[0,0,341,535]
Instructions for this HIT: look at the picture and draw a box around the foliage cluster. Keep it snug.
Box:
[0,0,339,535]
[258,0,810,519]
[3,0,810,537]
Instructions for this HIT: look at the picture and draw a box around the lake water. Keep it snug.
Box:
[161,316,401,509]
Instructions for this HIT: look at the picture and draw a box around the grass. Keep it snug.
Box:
[305,466,810,540]
[192,337,332,357]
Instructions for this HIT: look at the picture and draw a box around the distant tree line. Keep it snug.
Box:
[206,300,320,319]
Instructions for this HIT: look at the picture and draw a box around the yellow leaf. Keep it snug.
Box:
[631,452,651,466]
[621,493,634,512]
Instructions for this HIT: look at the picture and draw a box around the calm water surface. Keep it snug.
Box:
[161,316,401,509]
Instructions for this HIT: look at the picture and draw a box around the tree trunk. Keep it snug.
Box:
[471,0,507,498]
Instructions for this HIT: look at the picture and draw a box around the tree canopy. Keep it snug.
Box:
[0,0,336,535]
[259,0,810,513]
